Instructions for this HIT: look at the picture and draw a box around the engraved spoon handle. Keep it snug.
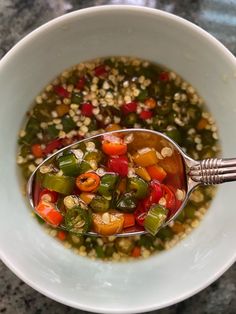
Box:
[189,158,236,184]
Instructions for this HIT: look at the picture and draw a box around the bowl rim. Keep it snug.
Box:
[0,5,236,313]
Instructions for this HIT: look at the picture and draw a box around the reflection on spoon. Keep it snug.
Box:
[27,129,236,237]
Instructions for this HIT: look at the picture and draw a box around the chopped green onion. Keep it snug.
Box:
[144,205,167,236]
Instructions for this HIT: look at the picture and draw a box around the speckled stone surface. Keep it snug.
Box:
[0,1,235,313]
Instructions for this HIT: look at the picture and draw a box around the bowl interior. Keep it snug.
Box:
[0,6,236,313]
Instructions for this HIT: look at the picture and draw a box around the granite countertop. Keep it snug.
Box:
[0,1,235,313]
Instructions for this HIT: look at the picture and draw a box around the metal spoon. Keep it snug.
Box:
[27,128,236,237]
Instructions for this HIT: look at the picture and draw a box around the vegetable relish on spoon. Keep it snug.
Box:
[30,130,186,236]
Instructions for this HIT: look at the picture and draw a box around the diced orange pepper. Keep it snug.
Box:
[123,213,135,228]
[31,144,43,158]
[159,150,183,175]
[117,178,127,193]
[57,230,67,241]
[92,212,124,236]
[56,104,70,117]
[145,97,156,109]
[105,124,122,132]
[134,167,151,181]
[79,192,95,204]
[197,118,208,130]
[132,149,159,167]
[146,164,167,182]
[131,246,141,258]
[102,141,127,156]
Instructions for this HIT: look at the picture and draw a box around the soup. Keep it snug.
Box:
[17,57,219,261]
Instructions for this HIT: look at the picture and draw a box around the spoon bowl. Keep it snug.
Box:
[27,128,236,237]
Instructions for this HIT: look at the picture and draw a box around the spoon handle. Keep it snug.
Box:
[188,158,236,184]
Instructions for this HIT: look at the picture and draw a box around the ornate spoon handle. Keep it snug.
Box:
[189,158,236,184]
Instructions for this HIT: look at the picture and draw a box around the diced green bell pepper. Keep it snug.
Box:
[116,193,137,213]
[156,226,173,240]
[127,177,149,199]
[98,174,119,197]
[61,116,76,133]
[19,117,40,145]
[138,235,155,249]
[105,245,115,257]
[88,118,98,131]
[184,203,196,219]
[58,153,80,176]
[165,127,182,145]
[95,245,105,258]
[42,173,75,194]
[90,195,110,213]
[123,113,138,127]
[136,89,148,101]
[78,160,91,174]
[71,92,83,104]
[47,124,59,139]
[84,151,102,163]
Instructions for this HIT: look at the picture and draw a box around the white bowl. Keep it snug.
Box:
[0,5,235,313]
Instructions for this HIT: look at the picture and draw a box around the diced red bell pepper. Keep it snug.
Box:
[134,209,147,227]
[43,138,62,155]
[161,184,176,212]
[123,213,135,228]
[94,65,108,77]
[107,155,129,177]
[36,200,63,227]
[168,185,183,213]
[39,189,58,203]
[139,110,153,120]
[81,103,93,117]
[57,230,67,241]
[76,76,86,90]
[131,246,141,257]
[121,101,138,114]
[31,144,43,158]
[142,180,163,210]
[54,85,70,98]
[159,71,169,82]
